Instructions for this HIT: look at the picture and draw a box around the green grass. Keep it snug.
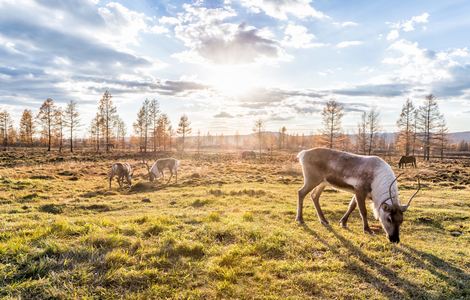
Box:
[0,158,469,299]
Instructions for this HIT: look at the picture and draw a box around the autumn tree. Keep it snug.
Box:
[435,116,448,160]
[0,110,13,150]
[98,90,117,152]
[366,107,380,155]
[177,115,191,153]
[115,117,126,149]
[134,99,152,152]
[396,99,415,156]
[90,113,102,152]
[356,112,368,154]
[149,98,160,152]
[253,119,265,156]
[280,126,287,150]
[417,94,442,161]
[321,99,344,149]
[37,98,56,151]
[63,100,80,152]
[54,107,64,152]
[19,109,34,146]
[156,113,170,150]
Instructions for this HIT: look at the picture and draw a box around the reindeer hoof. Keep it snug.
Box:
[295,217,304,224]
[340,221,348,228]
[364,227,374,235]
[320,220,329,226]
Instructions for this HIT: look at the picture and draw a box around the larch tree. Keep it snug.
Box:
[98,90,117,152]
[0,110,13,150]
[149,98,160,152]
[417,94,442,161]
[115,117,126,149]
[37,98,56,151]
[253,119,264,156]
[356,112,368,154]
[366,107,380,155]
[19,109,34,147]
[396,99,415,156]
[90,113,102,152]
[134,100,152,152]
[435,116,448,160]
[54,107,64,152]
[177,115,191,153]
[321,99,344,149]
[64,100,80,152]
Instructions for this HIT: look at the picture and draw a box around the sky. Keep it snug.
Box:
[1,0,470,136]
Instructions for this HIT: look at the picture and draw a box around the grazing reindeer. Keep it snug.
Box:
[297,148,420,243]
[143,158,180,184]
[109,163,133,189]
[241,151,256,159]
[398,155,417,168]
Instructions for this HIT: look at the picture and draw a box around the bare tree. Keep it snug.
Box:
[133,99,151,152]
[321,99,344,149]
[417,94,442,161]
[253,119,264,156]
[64,100,80,152]
[54,107,64,152]
[98,90,117,152]
[356,112,368,154]
[396,99,415,156]
[177,114,191,153]
[196,129,201,155]
[435,116,448,160]
[149,98,160,152]
[0,110,13,150]
[90,113,102,152]
[37,98,56,151]
[19,109,34,147]
[366,107,380,155]
[280,126,287,150]
[115,117,126,150]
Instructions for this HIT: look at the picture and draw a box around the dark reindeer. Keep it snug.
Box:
[297,148,420,243]
[398,155,417,168]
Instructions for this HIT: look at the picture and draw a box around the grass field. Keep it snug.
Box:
[0,152,469,299]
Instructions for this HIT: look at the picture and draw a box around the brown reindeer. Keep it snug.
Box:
[297,148,420,243]
[108,163,133,189]
[398,156,417,168]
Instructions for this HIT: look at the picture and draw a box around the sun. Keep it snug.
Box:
[207,65,258,96]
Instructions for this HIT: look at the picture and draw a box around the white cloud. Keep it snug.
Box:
[282,23,326,49]
[336,40,363,48]
[168,4,288,65]
[386,29,399,41]
[239,0,328,20]
[386,12,429,41]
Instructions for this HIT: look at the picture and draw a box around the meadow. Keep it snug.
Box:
[0,151,469,299]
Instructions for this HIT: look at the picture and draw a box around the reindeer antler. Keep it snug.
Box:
[388,173,402,202]
[405,177,421,207]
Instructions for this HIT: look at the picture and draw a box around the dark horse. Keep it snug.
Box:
[398,156,417,168]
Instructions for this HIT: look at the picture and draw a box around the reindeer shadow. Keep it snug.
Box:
[300,224,468,299]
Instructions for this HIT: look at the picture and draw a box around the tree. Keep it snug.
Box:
[321,99,344,149]
[98,90,117,152]
[37,98,56,151]
[90,113,102,152]
[115,117,126,149]
[134,100,152,152]
[396,99,415,156]
[357,112,368,154]
[0,110,13,150]
[417,94,442,161]
[149,99,160,152]
[253,119,264,156]
[366,107,380,155]
[435,116,448,160]
[19,109,34,146]
[54,107,64,152]
[280,126,287,150]
[63,100,80,152]
[196,130,201,155]
[156,114,170,151]
[177,115,191,153]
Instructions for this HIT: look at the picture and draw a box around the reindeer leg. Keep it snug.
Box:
[311,184,328,225]
[166,170,173,184]
[109,175,113,189]
[340,195,357,228]
[296,182,317,224]
[356,192,372,234]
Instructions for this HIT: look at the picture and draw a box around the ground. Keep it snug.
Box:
[0,151,469,299]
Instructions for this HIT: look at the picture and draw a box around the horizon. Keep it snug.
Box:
[1,0,470,136]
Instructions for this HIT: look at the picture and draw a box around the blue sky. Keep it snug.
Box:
[1,0,470,136]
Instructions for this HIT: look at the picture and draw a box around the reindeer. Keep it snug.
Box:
[398,155,417,168]
[143,158,180,184]
[241,151,257,159]
[108,163,133,189]
[296,148,420,243]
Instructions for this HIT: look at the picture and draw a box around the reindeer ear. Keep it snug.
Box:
[382,203,391,212]
[400,205,409,212]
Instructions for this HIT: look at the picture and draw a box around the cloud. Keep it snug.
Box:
[214,111,234,118]
[386,12,429,41]
[336,40,363,48]
[169,5,287,65]
[239,0,328,20]
[282,23,326,49]
[332,83,411,97]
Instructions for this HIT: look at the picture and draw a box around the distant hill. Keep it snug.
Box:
[448,131,470,143]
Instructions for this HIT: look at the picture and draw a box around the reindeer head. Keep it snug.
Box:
[378,176,420,243]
